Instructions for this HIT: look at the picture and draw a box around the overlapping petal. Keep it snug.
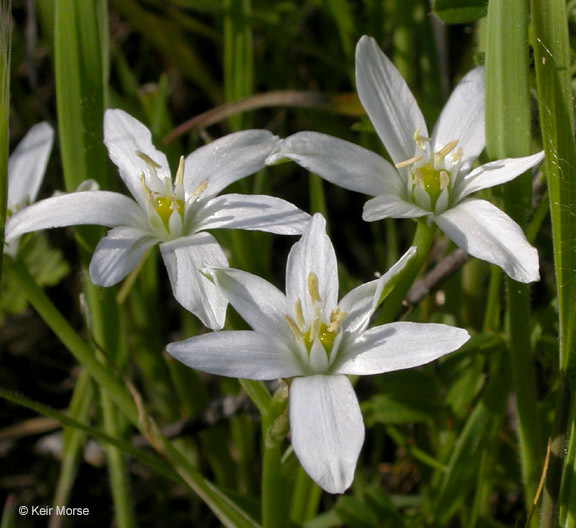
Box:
[8,122,54,208]
[455,152,545,201]
[193,194,310,234]
[211,267,292,341]
[266,132,402,196]
[289,375,364,494]
[336,322,470,375]
[286,214,338,321]
[167,331,301,380]
[338,246,416,334]
[160,233,229,330]
[362,193,430,222]
[356,35,427,165]
[432,67,485,172]
[89,227,158,287]
[184,130,279,198]
[434,198,539,283]
[5,191,148,243]
[104,109,171,208]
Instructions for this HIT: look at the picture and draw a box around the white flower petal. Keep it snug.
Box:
[432,67,485,172]
[211,267,292,341]
[336,322,470,375]
[338,246,416,334]
[362,194,430,222]
[167,331,302,380]
[5,191,148,243]
[104,109,171,208]
[356,35,427,166]
[8,122,54,208]
[286,214,338,321]
[184,130,279,198]
[194,193,310,234]
[265,132,402,196]
[434,198,539,283]
[89,227,157,287]
[455,152,545,201]
[290,375,364,494]
[160,233,229,330]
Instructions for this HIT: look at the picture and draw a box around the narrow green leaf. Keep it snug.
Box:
[432,0,487,24]
[484,0,543,508]
[54,0,109,193]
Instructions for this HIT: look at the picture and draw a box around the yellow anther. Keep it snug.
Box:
[294,299,305,328]
[412,167,424,187]
[192,180,208,199]
[413,128,430,149]
[395,154,423,169]
[451,146,463,163]
[440,170,450,189]
[140,173,154,199]
[175,156,185,186]
[309,317,320,341]
[327,307,347,333]
[284,314,303,342]
[434,139,459,165]
[136,150,162,175]
[307,272,322,303]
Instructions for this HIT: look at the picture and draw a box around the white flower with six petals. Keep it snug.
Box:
[6,110,310,328]
[167,213,470,493]
[266,36,544,283]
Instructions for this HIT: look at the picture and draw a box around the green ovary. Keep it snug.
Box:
[304,322,337,355]
[154,196,184,229]
[417,164,443,205]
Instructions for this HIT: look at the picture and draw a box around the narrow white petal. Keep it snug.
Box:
[435,198,539,283]
[160,233,229,330]
[356,35,427,166]
[265,132,403,196]
[286,214,338,321]
[432,67,485,172]
[5,191,148,242]
[456,152,545,201]
[336,322,470,375]
[167,331,302,380]
[184,130,279,198]
[211,267,292,341]
[89,227,157,287]
[194,193,310,234]
[8,122,54,208]
[338,246,416,334]
[362,194,430,222]
[104,109,171,207]
[290,375,364,494]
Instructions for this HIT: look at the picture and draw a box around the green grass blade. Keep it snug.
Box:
[54,0,109,193]
[531,0,576,524]
[484,0,543,509]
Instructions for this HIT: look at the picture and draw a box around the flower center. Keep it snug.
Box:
[395,130,462,211]
[138,151,186,231]
[284,272,347,356]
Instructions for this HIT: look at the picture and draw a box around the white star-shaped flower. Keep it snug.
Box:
[5,122,54,256]
[267,35,544,283]
[168,213,470,493]
[6,109,310,329]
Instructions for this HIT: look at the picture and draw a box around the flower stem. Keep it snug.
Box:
[377,220,436,323]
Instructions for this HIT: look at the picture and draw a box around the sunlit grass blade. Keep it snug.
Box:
[484,0,543,510]
[531,0,576,525]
